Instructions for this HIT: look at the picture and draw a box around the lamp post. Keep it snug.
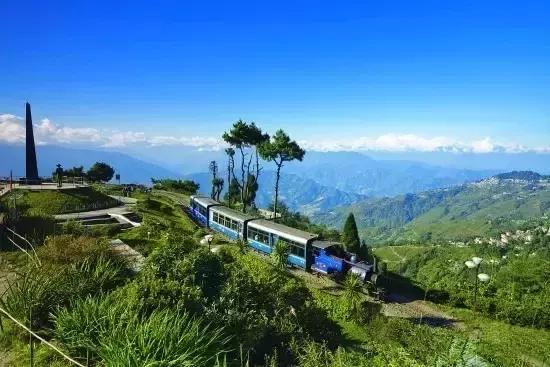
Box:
[465,256,490,312]
[200,234,214,251]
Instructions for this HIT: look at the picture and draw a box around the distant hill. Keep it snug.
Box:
[284,151,497,197]
[0,144,180,184]
[186,170,367,215]
[313,171,550,245]
[121,149,498,197]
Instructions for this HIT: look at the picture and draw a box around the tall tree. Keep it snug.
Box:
[243,173,258,209]
[209,161,218,199]
[258,130,305,222]
[86,162,114,182]
[222,120,268,212]
[224,148,235,205]
[213,178,224,201]
[224,178,241,206]
[342,213,361,254]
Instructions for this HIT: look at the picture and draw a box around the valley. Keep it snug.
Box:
[314,171,550,245]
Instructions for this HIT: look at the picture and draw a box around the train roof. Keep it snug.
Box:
[311,240,343,250]
[210,205,258,222]
[248,219,318,244]
[192,196,220,207]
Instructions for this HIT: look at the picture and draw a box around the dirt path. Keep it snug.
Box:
[382,293,465,329]
[390,247,406,262]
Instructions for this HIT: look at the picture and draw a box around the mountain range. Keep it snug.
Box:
[185,170,367,215]
[283,151,497,197]
[0,144,179,184]
[4,143,549,228]
[313,171,550,245]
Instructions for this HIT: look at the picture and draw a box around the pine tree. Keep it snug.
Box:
[342,213,361,254]
[258,129,305,222]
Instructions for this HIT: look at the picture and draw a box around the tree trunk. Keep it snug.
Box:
[274,163,282,223]
[211,170,216,199]
[255,148,261,181]
[239,148,246,212]
[227,159,231,205]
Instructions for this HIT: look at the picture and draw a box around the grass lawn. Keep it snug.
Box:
[442,306,550,366]
[1,187,119,216]
[117,191,198,255]
[373,245,430,272]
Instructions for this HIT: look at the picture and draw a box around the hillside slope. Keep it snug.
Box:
[314,171,550,244]
[186,170,366,215]
[284,151,496,197]
[0,187,119,215]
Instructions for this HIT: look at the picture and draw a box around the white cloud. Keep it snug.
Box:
[1,112,548,154]
[299,134,550,154]
[0,114,25,143]
[148,135,223,150]
[470,137,495,153]
[0,113,223,150]
[103,131,147,147]
[35,118,102,144]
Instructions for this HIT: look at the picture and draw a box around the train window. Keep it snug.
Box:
[248,227,270,245]
[213,212,241,232]
[279,237,305,258]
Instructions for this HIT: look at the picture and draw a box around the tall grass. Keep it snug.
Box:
[99,309,230,366]
[53,293,133,362]
[54,293,231,366]
[0,269,64,330]
[0,253,127,332]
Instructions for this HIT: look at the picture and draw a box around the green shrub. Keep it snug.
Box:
[37,235,109,265]
[145,235,198,277]
[272,240,290,269]
[0,268,65,330]
[0,253,127,332]
[202,253,342,364]
[124,273,203,315]
[54,292,134,362]
[99,309,229,366]
[55,293,229,366]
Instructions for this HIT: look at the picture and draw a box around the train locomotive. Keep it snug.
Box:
[189,195,373,281]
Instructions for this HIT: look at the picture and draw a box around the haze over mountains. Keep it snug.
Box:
[0,144,179,183]
[2,143,548,218]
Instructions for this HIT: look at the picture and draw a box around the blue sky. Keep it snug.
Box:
[1,0,549,153]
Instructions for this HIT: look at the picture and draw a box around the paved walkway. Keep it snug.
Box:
[0,186,10,198]
[109,195,138,204]
[54,205,141,227]
[9,183,88,190]
[54,205,131,220]
[109,239,145,272]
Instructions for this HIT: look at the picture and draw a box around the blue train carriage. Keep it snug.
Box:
[209,205,258,241]
[311,240,373,281]
[189,196,220,227]
[310,240,347,275]
[246,219,318,269]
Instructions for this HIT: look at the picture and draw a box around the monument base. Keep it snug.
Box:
[19,177,43,185]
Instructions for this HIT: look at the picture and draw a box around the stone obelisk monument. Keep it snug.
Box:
[25,102,40,182]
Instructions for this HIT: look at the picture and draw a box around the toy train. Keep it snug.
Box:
[189,196,373,281]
